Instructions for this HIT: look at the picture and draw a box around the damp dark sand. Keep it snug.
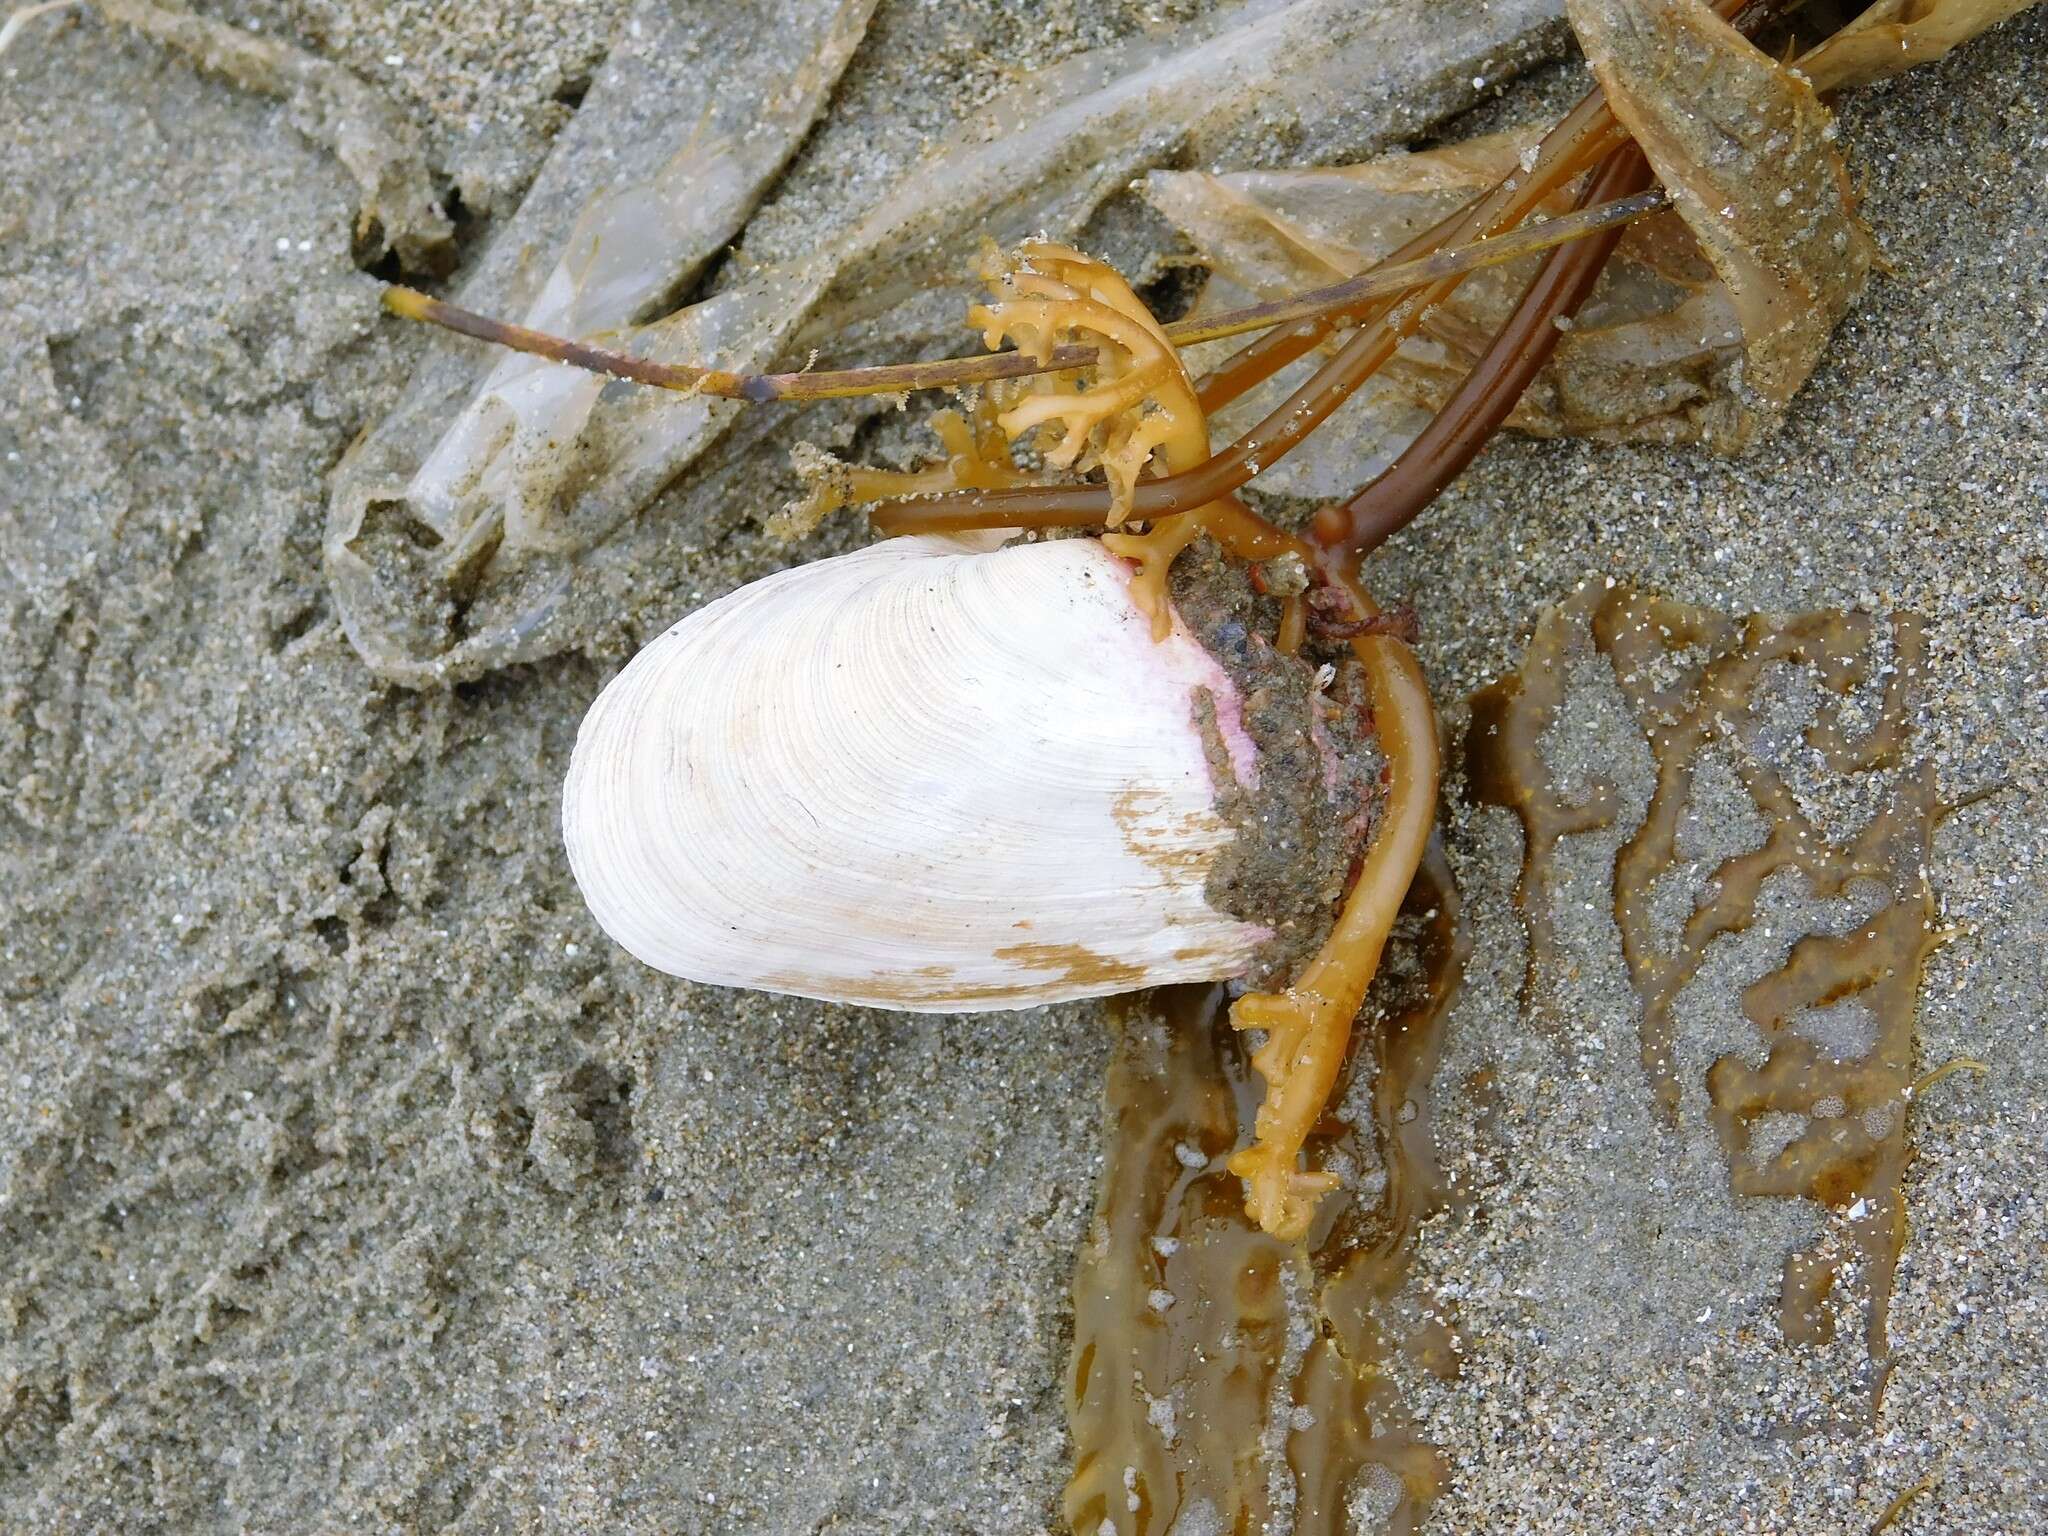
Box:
[2,3,2043,1532]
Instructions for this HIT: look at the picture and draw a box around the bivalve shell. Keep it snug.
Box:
[562,534,1276,1009]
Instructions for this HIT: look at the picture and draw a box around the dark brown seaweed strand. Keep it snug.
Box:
[379,286,1097,402]
[1168,189,1667,346]
[1315,144,1654,570]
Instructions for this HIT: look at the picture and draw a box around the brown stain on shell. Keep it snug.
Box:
[1111,786,1229,885]
[762,944,1167,1010]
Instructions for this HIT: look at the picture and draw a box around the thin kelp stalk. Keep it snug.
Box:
[1188,83,1628,416]
[381,283,1092,402]
[1168,190,1667,346]
[378,193,1667,405]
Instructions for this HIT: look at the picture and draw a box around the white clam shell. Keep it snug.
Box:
[562,534,1272,1009]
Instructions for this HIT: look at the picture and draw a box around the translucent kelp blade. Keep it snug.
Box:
[1148,131,1752,472]
[1797,0,2038,91]
[1566,0,1875,414]
[324,0,878,684]
[324,0,1565,685]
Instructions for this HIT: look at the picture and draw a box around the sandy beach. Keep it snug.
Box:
[1,2,2042,1531]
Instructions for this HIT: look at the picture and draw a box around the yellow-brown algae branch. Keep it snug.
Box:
[1104,494,1310,641]
[1911,1057,1989,1096]
[967,270,1183,518]
[972,242,1269,637]
[377,192,1668,407]
[1868,1472,1939,1536]
[774,405,1037,540]
[1228,605,1440,1240]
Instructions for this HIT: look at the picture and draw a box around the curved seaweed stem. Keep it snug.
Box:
[1220,122,1670,1238]
[1316,144,1654,566]
[1228,602,1440,1238]
[1164,188,1666,345]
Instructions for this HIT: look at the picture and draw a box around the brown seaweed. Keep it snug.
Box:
[1567,0,1876,414]
[1068,845,1467,1533]
[1796,0,2038,90]
[1469,582,1964,1425]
